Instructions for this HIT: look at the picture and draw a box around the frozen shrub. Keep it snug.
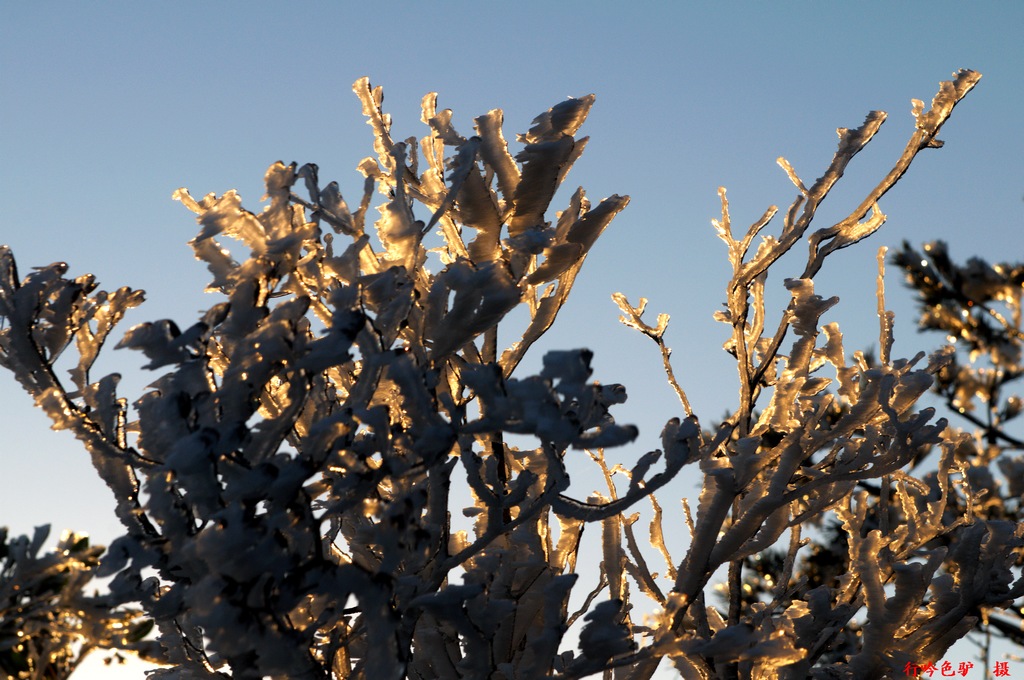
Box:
[2,70,1019,679]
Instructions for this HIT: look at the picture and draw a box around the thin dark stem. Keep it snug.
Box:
[984,620,992,680]
[946,393,1024,449]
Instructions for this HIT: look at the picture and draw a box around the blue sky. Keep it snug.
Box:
[2,3,1022,677]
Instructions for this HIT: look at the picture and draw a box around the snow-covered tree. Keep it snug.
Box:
[2,69,1019,679]
[887,239,1024,653]
[0,526,156,678]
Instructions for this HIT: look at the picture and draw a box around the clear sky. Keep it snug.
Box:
[2,2,1022,677]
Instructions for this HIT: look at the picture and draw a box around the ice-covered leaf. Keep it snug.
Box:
[575,599,636,665]
[115,319,192,369]
[474,108,520,203]
[509,135,575,237]
[193,190,267,254]
[520,94,595,144]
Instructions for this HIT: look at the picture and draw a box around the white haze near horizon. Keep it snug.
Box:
[2,2,1022,677]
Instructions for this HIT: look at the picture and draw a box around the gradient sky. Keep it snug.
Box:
[2,3,1022,677]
